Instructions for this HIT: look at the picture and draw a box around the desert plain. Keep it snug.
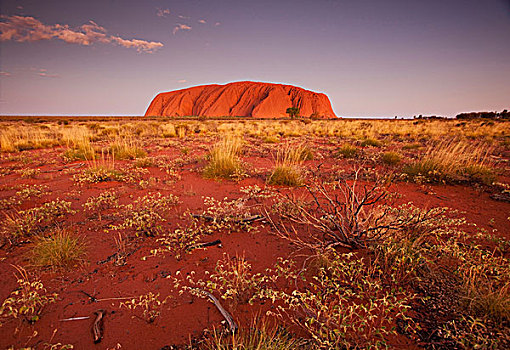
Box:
[0,116,509,349]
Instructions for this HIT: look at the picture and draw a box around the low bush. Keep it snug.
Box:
[119,292,168,323]
[175,253,264,308]
[111,193,180,237]
[1,199,75,244]
[83,190,119,221]
[63,143,95,161]
[0,266,57,324]
[201,319,306,350]
[109,137,147,160]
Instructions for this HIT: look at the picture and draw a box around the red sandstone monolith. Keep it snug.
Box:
[145,81,336,118]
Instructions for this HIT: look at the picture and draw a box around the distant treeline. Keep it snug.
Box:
[456,109,509,119]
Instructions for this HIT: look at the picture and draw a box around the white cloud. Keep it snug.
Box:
[198,19,206,24]
[177,79,187,83]
[0,15,163,53]
[156,8,171,18]
[110,36,163,53]
[173,23,191,35]
[0,71,11,76]
[178,15,190,19]
[38,72,59,78]
[38,69,59,78]
[215,22,221,26]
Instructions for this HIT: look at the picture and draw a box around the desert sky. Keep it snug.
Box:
[1,0,509,118]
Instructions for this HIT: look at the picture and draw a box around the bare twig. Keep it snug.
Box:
[92,309,105,343]
[199,289,238,333]
[267,169,397,249]
[191,214,263,224]
[60,316,90,321]
[95,296,135,302]
[190,239,222,250]
[81,290,97,303]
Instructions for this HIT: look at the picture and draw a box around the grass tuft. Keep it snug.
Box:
[360,138,382,147]
[462,264,510,324]
[381,151,401,165]
[109,137,147,160]
[31,229,86,270]
[73,151,125,183]
[203,319,305,350]
[334,144,359,158]
[402,140,495,184]
[267,144,307,186]
[203,138,243,179]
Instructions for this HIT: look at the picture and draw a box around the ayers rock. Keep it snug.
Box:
[145,81,337,118]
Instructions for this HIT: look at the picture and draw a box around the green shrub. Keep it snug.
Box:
[83,190,119,221]
[267,166,303,186]
[63,144,95,161]
[203,320,305,350]
[402,143,421,150]
[109,138,147,160]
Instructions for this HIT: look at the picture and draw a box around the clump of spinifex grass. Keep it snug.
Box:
[462,265,510,325]
[381,151,401,165]
[31,229,86,270]
[203,318,305,350]
[334,144,359,159]
[267,144,307,186]
[73,150,124,184]
[403,139,495,184]
[360,137,382,147]
[62,126,96,161]
[203,138,243,179]
[109,137,147,160]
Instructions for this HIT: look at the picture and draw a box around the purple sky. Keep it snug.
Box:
[1,0,509,117]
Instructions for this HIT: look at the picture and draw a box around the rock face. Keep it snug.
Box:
[145,81,337,118]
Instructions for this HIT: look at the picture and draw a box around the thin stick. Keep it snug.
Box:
[95,296,135,302]
[60,316,90,321]
[92,309,105,343]
[199,289,238,333]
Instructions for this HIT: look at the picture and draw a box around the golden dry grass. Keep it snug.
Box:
[203,137,243,179]
[31,229,86,270]
[108,137,147,160]
[0,119,508,155]
[203,318,305,350]
[267,143,308,186]
[403,139,495,184]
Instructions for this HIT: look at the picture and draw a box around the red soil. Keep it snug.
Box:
[0,138,508,349]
